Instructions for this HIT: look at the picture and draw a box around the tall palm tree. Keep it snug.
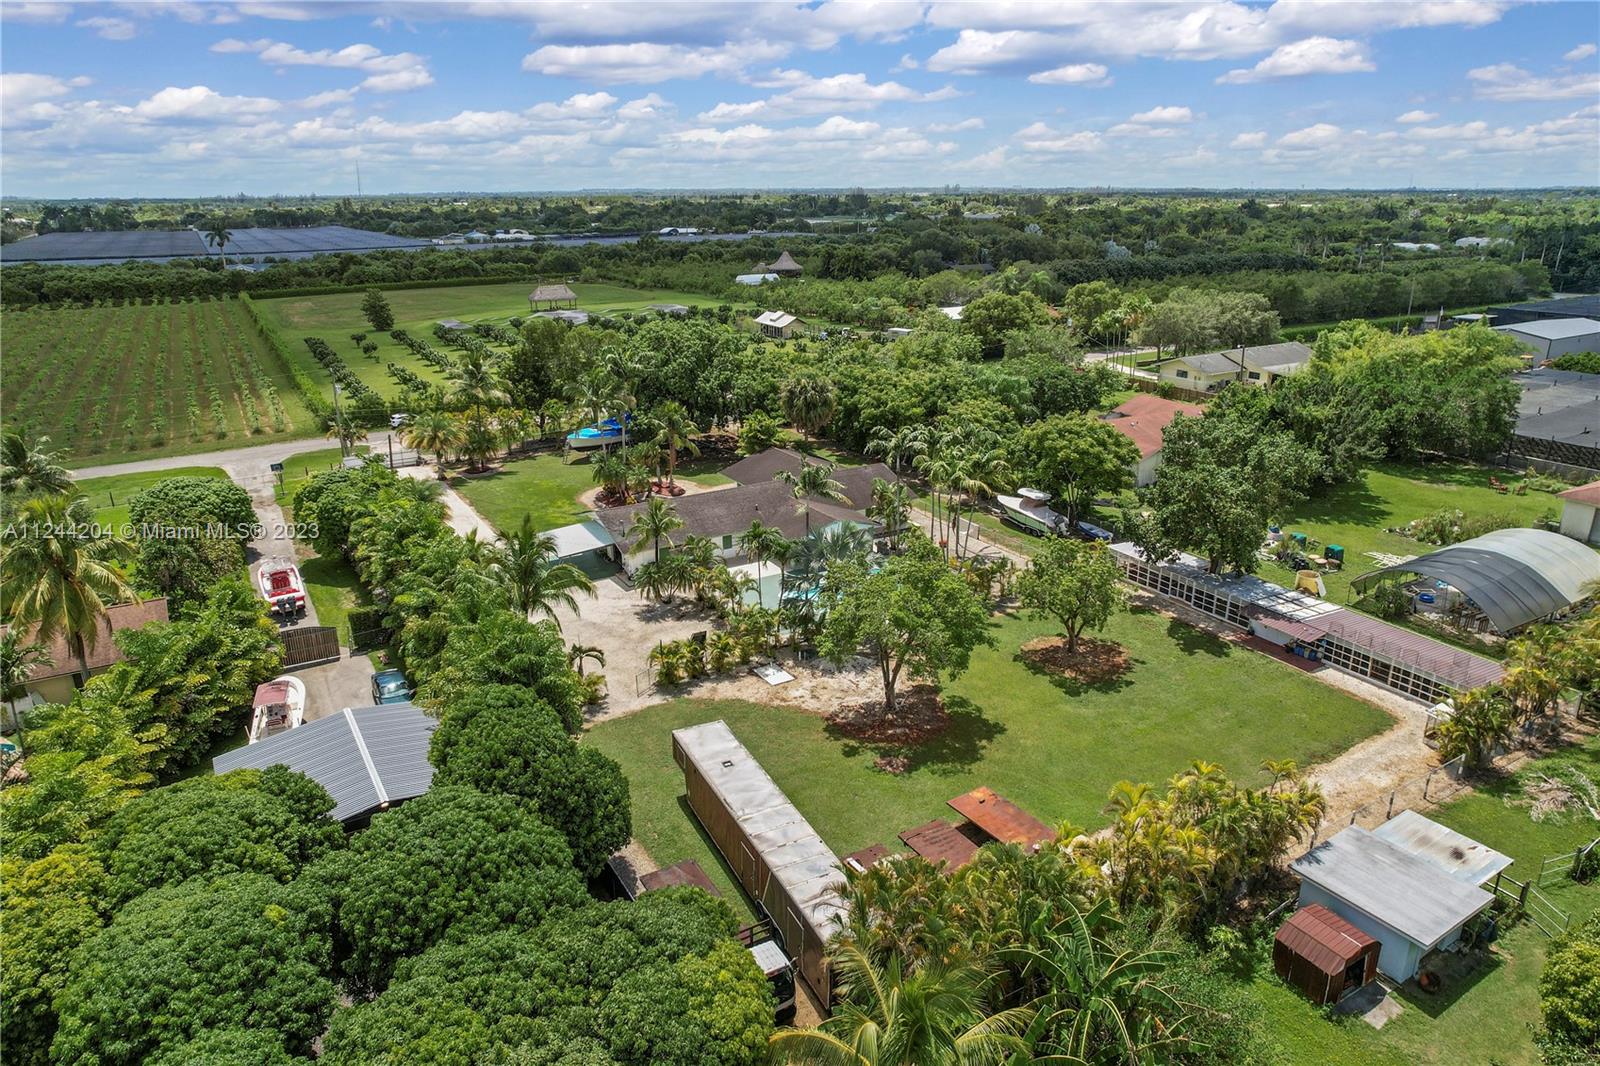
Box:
[867,479,911,554]
[865,424,927,475]
[496,407,535,459]
[1,495,136,676]
[1,430,74,499]
[447,348,509,417]
[776,459,847,534]
[647,401,700,490]
[949,445,1009,558]
[204,221,232,266]
[736,519,790,609]
[568,644,606,677]
[490,515,596,626]
[1005,900,1186,1065]
[627,497,684,563]
[402,409,461,475]
[769,941,1029,1066]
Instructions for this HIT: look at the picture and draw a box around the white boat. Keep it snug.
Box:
[256,557,307,616]
[247,675,305,744]
[995,488,1068,536]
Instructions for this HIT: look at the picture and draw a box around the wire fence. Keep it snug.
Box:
[1311,755,1469,845]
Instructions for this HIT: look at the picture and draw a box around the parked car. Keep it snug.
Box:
[389,412,410,428]
[371,668,413,705]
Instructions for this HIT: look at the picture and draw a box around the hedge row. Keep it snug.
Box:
[250,275,534,300]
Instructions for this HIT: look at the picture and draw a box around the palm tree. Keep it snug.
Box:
[402,409,461,475]
[769,941,1029,1066]
[568,644,606,677]
[949,445,1009,558]
[458,413,500,473]
[1005,900,1186,1064]
[776,459,846,534]
[496,408,535,459]
[736,519,789,608]
[867,479,911,553]
[0,631,52,738]
[490,515,596,626]
[0,494,136,677]
[204,220,232,265]
[628,497,684,563]
[780,373,838,442]
[325,409,368,455]
[592,450,631,502]
[447,348,509,419]
[865,424,927,474]
[648,401,700,490]
[1,430,74,499]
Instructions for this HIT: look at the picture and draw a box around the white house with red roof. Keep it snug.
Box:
[1100,393,1205,486]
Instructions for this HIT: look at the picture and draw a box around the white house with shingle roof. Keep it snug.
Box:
[1156,340,1313,391]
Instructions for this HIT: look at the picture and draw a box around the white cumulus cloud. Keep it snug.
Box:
[1217,36,1374,83]
[1027,62,1112,86]
[1468,63,1600,101]
[522,40,789,83]
[1396,109,1437,123]
[131,85,282,121]
[1562,43,1596,62]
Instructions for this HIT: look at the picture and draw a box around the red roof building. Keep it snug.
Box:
[1101,393,1205,486]
[1273,903,1380,1005]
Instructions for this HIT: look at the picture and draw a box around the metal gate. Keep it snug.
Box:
[279,626,340,668]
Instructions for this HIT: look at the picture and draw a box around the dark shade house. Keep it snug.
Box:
[1488,294,1600,326]
[1274,904,1381,1005]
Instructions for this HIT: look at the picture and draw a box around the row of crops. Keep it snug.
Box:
[1,300,316,459]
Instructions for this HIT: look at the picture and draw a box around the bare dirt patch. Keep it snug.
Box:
[1020,635,1132,685]
[826,685,950,770]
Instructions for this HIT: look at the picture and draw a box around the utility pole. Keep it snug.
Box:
[332,383,345,457]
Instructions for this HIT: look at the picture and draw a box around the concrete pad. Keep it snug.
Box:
[1334,982,1403,1029]
[293,653,377,722]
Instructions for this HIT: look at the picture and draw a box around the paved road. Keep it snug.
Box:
[70,432,404,482]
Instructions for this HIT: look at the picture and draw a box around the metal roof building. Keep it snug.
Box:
[1489,294,1600,326]
[214,702,437,824]
[1371,810,1513,886]
[1350,527,1600,633]
[1291,821,1498,981]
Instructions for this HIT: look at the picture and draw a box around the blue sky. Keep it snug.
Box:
[2,1,1596,196]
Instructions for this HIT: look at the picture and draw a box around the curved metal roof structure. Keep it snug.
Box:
[1351,528,1600,633]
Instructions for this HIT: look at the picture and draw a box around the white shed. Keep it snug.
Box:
[1494,318,1600,361]
[1290,816,1506,982]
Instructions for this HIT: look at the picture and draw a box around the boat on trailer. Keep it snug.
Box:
[565,415,633,451]
[247,675,305,744]
[995,488,1069,536]
[256,557,307,616]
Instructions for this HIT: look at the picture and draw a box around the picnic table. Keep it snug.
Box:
[947,786,1054,849]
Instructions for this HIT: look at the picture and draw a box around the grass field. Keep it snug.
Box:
[75,466,229,531]
[585,606,1394,913]
[3,300,317,462]
[1256,461,1567,604]
[255,282,741,403]
[1241,735,1600,1066]
[452,452,599,533]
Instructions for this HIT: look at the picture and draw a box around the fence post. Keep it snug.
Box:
[1518,880,1530,910]
[1385,792,1396,820]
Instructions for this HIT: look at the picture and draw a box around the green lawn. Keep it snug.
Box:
[255,282,744,403]
[299,553,367,645]
[76,466,230,531]
[586,606,1394,914]
[1255,461,1567,604]
[451,451,599,534]
[272,444,369,501]
[1240,735,1600,1066]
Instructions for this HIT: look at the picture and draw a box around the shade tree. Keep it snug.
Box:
[428,684,630,875]
[1007,414,1138,526]
[1016,539,1127,654]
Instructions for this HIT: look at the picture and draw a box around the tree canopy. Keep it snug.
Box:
[49,873,336,1066]
[429,684,630,875]
[1017,539,1127,653]
[306,785,587,992]
[817,533,993,714]
[1008,414,1139,525]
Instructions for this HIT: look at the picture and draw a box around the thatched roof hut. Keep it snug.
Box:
[529,283,578,309]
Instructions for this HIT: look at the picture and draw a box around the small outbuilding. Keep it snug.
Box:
[755,310,805,339]
[1274,903,1381,1005]
[1290,814,1507,982]
[528,283,578,310]
[1558,480,1600,545]
[751,250,802,277]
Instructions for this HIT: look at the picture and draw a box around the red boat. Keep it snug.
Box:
[256,556,307,616]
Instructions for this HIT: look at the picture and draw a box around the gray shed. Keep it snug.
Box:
[672,720,845,1006]
[214,702,437,824]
